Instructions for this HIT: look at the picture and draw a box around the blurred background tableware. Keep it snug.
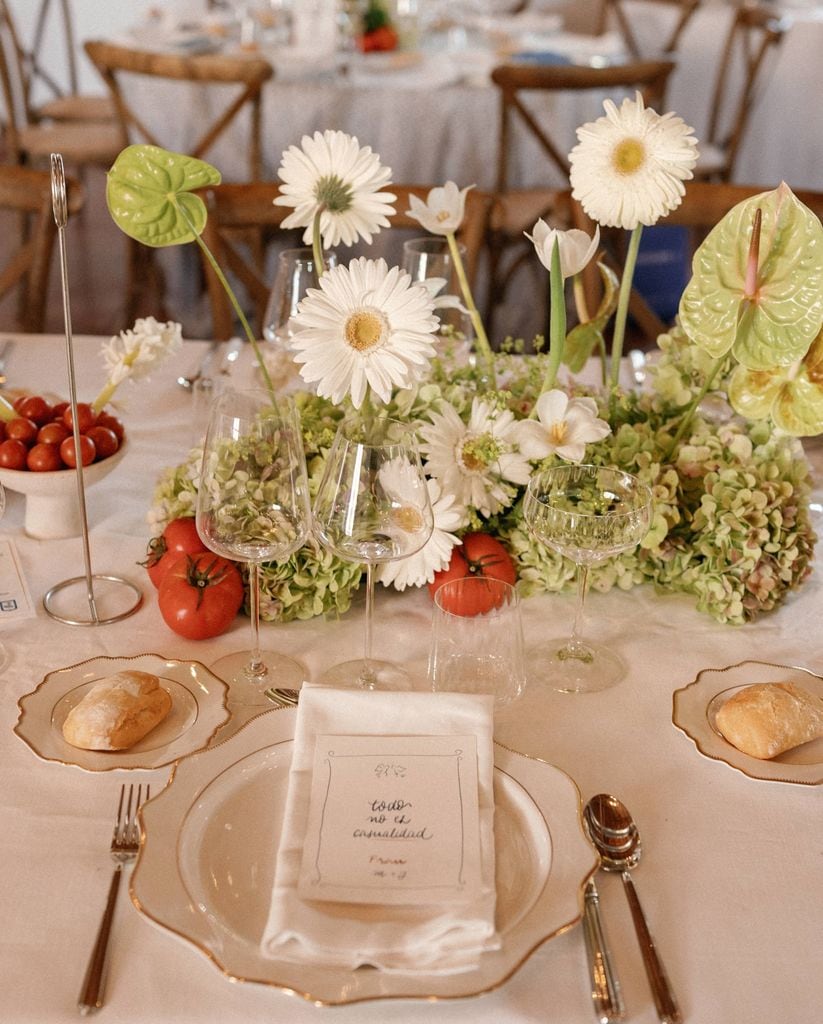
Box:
[312,417,433,689]
[196,387,311,705]
[0,480,7,672]
[522,464,652,693]
[402,237,475,357]
[262,247,336,349]
[428,576,524,705]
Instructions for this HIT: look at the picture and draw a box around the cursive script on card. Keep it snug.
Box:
[297,734,482,906]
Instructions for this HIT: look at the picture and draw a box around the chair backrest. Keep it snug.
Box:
[27,0,78,101]
[702,3,789,182]
[83,40,273,180]
[598,0,702,60]
[491,59,677,192]
[197,182,493,340]
[0,0,32,151]
[0,163,83,331]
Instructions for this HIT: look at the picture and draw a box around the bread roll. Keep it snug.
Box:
[62,670,172,751]
[715,681,823,759]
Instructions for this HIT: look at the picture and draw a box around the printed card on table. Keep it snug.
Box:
[0,538,35,624]
[297,733,482,906]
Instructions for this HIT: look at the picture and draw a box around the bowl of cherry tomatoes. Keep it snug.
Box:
[0,395,127,539]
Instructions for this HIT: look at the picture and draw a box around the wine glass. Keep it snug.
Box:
[263,247,337,348]
[522,463,652,693]
[402,237,474,357]
[196,387,312,705]
[312,417,434,689]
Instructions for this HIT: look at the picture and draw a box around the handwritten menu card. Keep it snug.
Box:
[297,734,482,906]
[0,539,35,624]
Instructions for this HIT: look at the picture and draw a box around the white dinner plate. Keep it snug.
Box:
[15,653,231,772]
[672,659,823,785]
[131,709,597,1004]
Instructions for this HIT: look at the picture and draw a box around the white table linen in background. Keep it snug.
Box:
[261,685,498,972]
[1,336,822,1024]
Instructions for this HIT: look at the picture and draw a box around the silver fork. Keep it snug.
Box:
[78,784,149,1016]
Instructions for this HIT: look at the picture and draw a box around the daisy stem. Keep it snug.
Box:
[311,210,326,281]
[179,205,276,399]
[531,239,565,418]
[661,357,724,462]
[609,224,643,394]
[446,232,495,388]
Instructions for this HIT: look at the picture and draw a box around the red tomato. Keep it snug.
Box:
[16,395,53,426]
[0,421,5,442]
[51,401,69,421]
[95,411,125,441]
[157,552,244,640]
[6,417,38,445]
[27,442,63,472]
[428,533,517,615]
[37,421,70,446]
[0,438,27,469]
[143,517,207,588]
[62,402,96,433]
[85,425,119,460]
[60,434,96,467]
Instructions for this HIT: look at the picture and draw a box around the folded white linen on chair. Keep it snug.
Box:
[260,685,500,973]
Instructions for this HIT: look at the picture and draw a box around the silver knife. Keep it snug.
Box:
[582,878,625,1023]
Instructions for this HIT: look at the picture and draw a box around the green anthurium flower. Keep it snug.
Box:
[728,328,823,435]
[106,144,221,247]
[679,183,823,371]
[564,262,619,373]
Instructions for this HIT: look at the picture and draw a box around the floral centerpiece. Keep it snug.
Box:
[107,98,822,628]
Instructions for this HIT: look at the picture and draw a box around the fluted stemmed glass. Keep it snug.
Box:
[196,388,311,706]
[312,418,434,690]
[523,464,652,693]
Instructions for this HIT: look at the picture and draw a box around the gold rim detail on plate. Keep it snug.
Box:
[14,652,231,772]
[130,708,597,1004]
[672,659,823,786]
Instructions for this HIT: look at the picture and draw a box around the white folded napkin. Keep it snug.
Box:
[260,684,500,973]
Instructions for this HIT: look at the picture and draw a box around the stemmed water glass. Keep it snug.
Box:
[196,387,312,705]
[522,463,652,693]
[312,418,434,689]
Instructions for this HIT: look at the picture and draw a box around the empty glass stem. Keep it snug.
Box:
[559,563,595,664]
[246,561,266,680]
[361,563,377,689]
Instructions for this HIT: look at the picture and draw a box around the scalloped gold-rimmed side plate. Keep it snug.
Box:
[131,709,596,1004]
[14,653,231,772]
[672,659,823,785]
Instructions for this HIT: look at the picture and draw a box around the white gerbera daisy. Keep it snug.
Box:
[290,257,439,408]
[406,181,474,236]
[274,130,396,248]
[420,398,531,518]
[569,92,698,230]
[512,390,611,463]
[379,477,466,591]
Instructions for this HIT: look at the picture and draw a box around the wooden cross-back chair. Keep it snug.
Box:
[597,0,702,59]
[23,0,115,122]
[0,1,121,168]
[83,40,273,181]
[571,181,823,347]
[695,3,789,183]
[0,163,83,332]
[486,58,676,336]
[197,182,493,340]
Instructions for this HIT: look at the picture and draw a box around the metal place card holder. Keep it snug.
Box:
[43,154,143,625]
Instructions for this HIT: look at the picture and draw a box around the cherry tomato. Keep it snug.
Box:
[95,411,125,441]
[62,402,96,433]
[157,552,244,640]
[37,421,70,446]
[51,401,69,421]
[16,395,53,426]
[26,442,63,472]
[142,517,207,589]
[85,425,119,460]
[428,533,517,615]
[60,434,96,467]
[0,439,28,470]
[6,417,38,445]
[0,421,5,442]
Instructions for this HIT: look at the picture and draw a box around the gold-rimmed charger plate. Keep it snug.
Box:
[672,659,823,785]
[131,709,596,1005]
[14,653,231,772]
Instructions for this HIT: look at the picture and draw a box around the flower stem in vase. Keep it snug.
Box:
[446,231,496,387]
[609,224,643,398]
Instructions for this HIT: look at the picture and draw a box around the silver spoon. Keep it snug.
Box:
[584,794,682,1024]
[581,800,626,1023]
[177,340,220,390]
[264,687,300,707]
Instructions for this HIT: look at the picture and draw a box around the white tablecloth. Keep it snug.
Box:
[2,336,822,1024]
